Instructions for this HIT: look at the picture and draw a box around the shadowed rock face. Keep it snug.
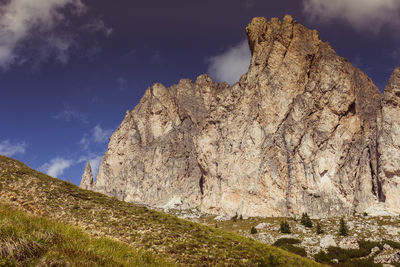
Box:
[81,15,399,217]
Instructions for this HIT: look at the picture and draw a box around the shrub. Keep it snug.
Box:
[250,227,257,235]
[339,217,349,236]
[280,244,307,257]
[314,250,331,264]
[268,254,279,266]
[273,238,306,257]
[279,221,291,234]
[363,212,368,216]
[316,222,323,234]
[239,214,243,220]
[273,238,301,247]
[301,213,312,228]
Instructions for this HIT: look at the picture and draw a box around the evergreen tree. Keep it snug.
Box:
[280,221,291,234]
[301,213,313,228]
[251,226,258,234]
[316,222,323,234]
[339,217,348,236]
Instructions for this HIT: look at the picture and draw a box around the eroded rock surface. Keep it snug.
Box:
[81,15,400,218]
[378,67,400,214]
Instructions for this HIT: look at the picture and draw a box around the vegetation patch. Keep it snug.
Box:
[0,203,173,266]
[0,156,321,266]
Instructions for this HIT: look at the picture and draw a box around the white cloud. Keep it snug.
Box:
[0,140,27,157]
[79,124,113,150]
[207,40,251,85]
[41,157,73,177]
[52,104,88,123]
[93,125,112,143]
[303,0,400,34]
[0,0,87,69]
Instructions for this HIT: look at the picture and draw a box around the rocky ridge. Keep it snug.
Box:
[82,15,400,218]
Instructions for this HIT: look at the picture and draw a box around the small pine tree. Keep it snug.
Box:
[251,226,258,234]
[316,222,323,234]
[279,221,291,234]
[301,213,313,228]
[231,212,238,222]
[239,214,243,220]
[339,217,348,236]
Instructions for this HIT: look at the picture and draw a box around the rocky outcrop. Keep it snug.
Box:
[81,15,400,218]
[80,162,93,190]
[378,67,400,214]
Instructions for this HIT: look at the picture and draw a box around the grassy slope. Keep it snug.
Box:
[0,203,174,266]
[0,156,322,266]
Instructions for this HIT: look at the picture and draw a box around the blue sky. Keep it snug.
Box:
[1,0,399,185]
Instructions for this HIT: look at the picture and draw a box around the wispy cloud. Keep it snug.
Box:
[117,77,127,91]
[0,140,27,157]
[81,18,113,37]
[0,0,86,69]
[40,157,73,177]
[206,40,251,85]
[150,50,165,65]
[303,0,400,34]
[80,124,113,150]
[0,0,111,70]
[52,104,88,123]
[93,125,112,143]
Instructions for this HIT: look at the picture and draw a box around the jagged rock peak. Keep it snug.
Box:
[383,66,400,104]
[81,15,400,218]
[80,162,93,190]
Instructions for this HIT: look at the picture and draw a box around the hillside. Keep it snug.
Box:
[0,155,321,266]
[0,202,174,266]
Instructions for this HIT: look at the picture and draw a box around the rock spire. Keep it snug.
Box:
[80,162,94,190]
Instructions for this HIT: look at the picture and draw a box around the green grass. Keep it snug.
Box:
[0,155,323,266]
[0,202,174,266]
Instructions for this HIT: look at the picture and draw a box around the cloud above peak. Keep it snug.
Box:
[207,40,251,85]
[303,0,400,34]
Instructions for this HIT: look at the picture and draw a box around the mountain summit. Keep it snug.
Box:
[81,15,399,217]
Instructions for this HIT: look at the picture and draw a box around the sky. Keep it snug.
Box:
[1,0,399,185]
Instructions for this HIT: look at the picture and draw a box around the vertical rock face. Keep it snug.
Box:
[378,67,400,214]
[80,162,94,190]
[81,15,399,217]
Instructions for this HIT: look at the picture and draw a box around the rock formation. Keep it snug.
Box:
[377,67,400,214]
[81,15,400,218]
[80,162,94,190]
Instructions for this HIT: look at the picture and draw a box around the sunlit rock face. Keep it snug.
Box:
[81,15,400,217]
[378,67,400,214]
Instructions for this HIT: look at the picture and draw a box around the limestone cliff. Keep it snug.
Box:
[81,15,399,217]
[378,67,400,214]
